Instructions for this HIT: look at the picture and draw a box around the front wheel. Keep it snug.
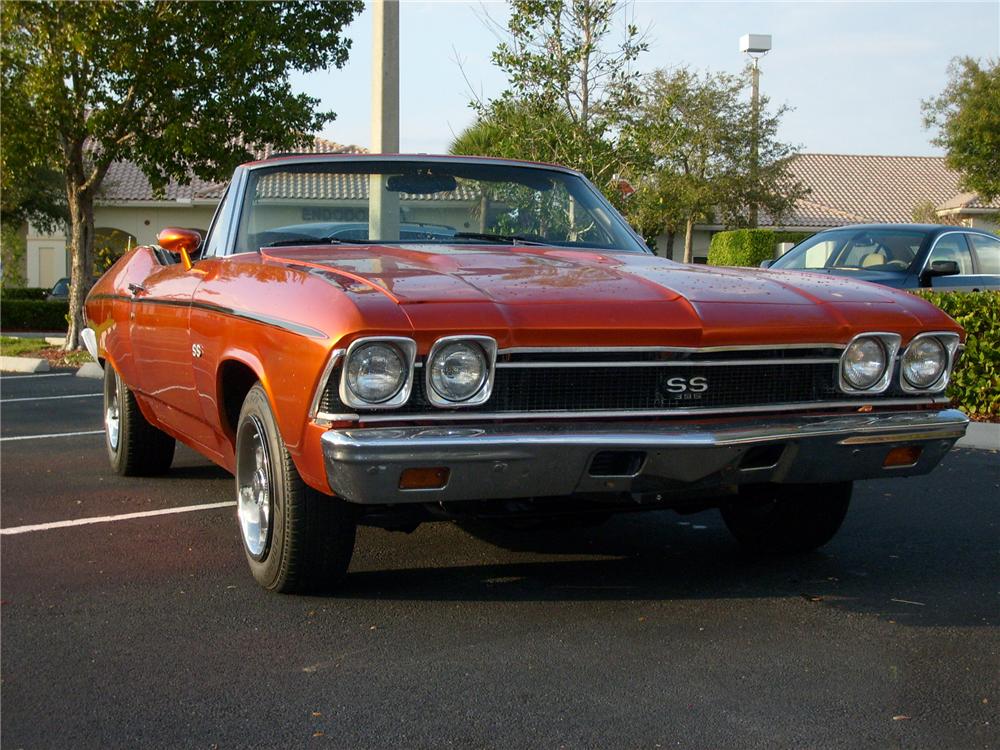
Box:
[236,383,356,593]
[720,482,852,554]
[103,364,175,476]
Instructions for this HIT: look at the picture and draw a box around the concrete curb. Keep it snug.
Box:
[44,336,66,347]
[75,362,104,380]
[957,422,1000,451]
[1,356,50,373]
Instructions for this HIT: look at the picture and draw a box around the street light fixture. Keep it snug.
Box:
[740,34,771,228]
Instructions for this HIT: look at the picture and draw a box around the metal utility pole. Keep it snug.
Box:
[740,34,771,229]
[369,0,400,242]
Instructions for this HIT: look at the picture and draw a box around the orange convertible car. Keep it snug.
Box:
[84,154,969,593]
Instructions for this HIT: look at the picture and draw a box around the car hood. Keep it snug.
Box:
[262,244,952,347]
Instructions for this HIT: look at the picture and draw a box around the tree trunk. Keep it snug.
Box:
[63,186,96,351]
[683,216,694,264]
[665,230,676,260]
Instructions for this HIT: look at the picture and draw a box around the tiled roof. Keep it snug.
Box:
[97,137,364,203]
[255,171,478,202]
[765,153,1000,228]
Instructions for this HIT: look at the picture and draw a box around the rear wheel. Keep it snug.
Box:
[103,364,175,476]
[720,482,852,554]
[236,383,356,593]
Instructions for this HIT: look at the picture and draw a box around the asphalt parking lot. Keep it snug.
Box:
[1,370,998,749]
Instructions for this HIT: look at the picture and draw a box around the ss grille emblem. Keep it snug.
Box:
[655,375,709,405]
[192,343,203,358]
[664,376,708,394]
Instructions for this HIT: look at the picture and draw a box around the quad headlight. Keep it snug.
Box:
[842,337,888,390]
[340,338,416,408]
[899,333,959,393]
[839,333,900,393]
[426,336,497,407]
[901,337,946,388]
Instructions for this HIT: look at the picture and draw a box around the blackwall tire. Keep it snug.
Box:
[720,482,852,554]
[103,364,175,476]
[236,383,356,594]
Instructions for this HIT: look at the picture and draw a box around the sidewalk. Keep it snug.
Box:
[957,421,1000,451]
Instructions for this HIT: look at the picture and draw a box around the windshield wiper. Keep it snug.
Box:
[452,231,549,246]
[264,236,370,248]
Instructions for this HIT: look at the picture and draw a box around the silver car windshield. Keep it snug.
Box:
[235,159,648,254]
[773,228,929,272]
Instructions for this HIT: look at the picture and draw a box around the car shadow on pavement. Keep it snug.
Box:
[337,510,996,629]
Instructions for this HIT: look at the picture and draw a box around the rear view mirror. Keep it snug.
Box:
[759,259,774,269]
[385,173,458,194]
[157,227,202,270]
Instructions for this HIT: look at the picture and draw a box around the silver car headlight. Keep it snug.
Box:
[340,337,416,408]
[426,336,497,407]
[899,332,960,393]
[901,337,946,389]
[839,333,899,393]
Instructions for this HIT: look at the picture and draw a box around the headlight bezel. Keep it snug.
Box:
[838,332,901,394]
[899,332,961,393]
[339,336,417,409]
[425,335,498,408]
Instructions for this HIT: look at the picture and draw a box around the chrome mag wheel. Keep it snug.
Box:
[105,371,121,451]
[237,415,274,560]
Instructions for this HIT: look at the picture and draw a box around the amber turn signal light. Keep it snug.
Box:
[399,467,450,490]
[883,446,922,468]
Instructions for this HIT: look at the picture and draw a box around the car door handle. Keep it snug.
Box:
[128,283,147,297]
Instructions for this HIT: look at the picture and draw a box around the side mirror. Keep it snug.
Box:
[157,227,202,270]
[922,259,959,284]
[759,259,774,269]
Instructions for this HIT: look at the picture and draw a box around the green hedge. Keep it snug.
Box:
[773,231,814,248]
[1,287,49,301]
[914,290,999,420]
[708,229,777,267]
[0,299,69,331]
[708,229,818,266]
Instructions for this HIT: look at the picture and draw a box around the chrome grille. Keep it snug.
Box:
[318,348,862,416]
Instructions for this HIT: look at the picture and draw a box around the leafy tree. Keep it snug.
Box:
[923,57,1000,202]
[626,67,805,262]
[911,199,944,224]
[463,0,647,193]
[1,0,362,348]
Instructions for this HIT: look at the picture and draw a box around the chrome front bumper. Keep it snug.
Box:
[320,409,969,505]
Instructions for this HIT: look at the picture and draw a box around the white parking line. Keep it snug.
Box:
[1,393,101,403]
[1,430,104,442]
[1,501,237,535]
[0,373,73,380]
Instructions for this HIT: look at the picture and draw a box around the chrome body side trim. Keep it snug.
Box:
[314,396,947,425]
[320,408,969,504]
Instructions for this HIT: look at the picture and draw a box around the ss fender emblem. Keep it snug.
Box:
[192,343,204,358]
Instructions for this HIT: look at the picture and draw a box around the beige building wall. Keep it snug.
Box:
[653,229,714,262]
[25,202,218,288]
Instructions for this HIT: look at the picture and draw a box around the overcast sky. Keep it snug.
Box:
[290,1,1000,157]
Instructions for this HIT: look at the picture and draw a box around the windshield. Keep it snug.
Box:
[235,160,648,254]
[772,228,929,272]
